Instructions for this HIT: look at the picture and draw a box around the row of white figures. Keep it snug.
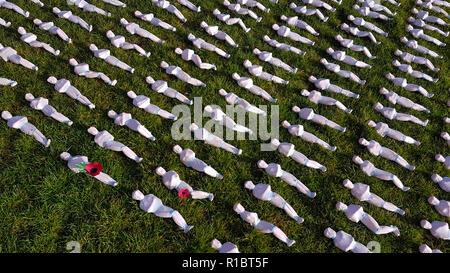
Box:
[90,44,134,73]
[326,47,372,68]
[290,3,329,22]
[161,61,206,87]
[69,58,117,86]
[175,47,217,70]
[201,21,238,48]
[189,122,242,154]
[120,18,164,44]
[173,145,223,179]
[280,15,319,36]
[357,0,397,16]
[135,11,176,32]
[367,120,421,145]
[204,105,253,134]
[223,0,262,22]
[188,33,230,58]
[272,24,315,45]
[309,75,360,98]
[385,73,433,98]
[146,76,193,105]
[400,37,443,59]
[300,89,353,113]
[67,0,111,17]
[406,25,446,46]
[416,0,449,17]
[373,102,429,126]
[0,0,29,17]
[292,106,347,132]
[335,34,376,59]
[392,60,438,82]
[394,49,439,71]
[218,89,266,115]
[127,90,177,120]
[243,59,288,85]
[432,174,450,192]
[407,16,449,37]
[232,73,277,102]
[0,43,38,70]
[411,8,448,26]
[107,30,151,57]
[359,138,415,170]
[348,15,388,37]
[1,111,51,147]
[320,58,366,84]
[47,76,95,109]
[435,154,449,169]
[263,35,306,55]
[341,23,380,44]
[282,120,337,151]
[53,7,92,32]
[213,9,251,32]
[34,19,72,43]
[0,77,17,86]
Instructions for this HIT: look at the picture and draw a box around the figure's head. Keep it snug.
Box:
[270,138,281,148]
[243,59,252,68]
[326,48,334,54]
[132,190,145,201]
[60,152,71,161]
[25,93,35,101]
[53,7,61,13]
[204,105,213,113]
[233,203,245,214]
[47,76,57,84]
[257,160,268,169]
[379,88,389,95]
[347,15,355,21]
[155,167,166,176]
[252,48,261,55]
[435,154,445,162]
[89,44,98,51]
[320,58,327,64]
[174,48,183,55]
[428,196,439,206]
[134,10,142,17]
[244,181,255,190]
[411,8,418,14]
[160,61,169,68]
[335,34,343,41]
[281,120,291,128]
[441,132,449,139]
[394,49,402,56]
[272,24,280,30]
[189,123,199,131]
[106,30,114,38]
[187,33,195,41]
[289,2,297,9]
[1,111,12,120]
[400,36,408,43]
[232,73,240,80]
[308,76,317,83]
[300,89,310,96]
[292,106,301,113]
[17,27,26,35]
[358,138,369,146]
[87,127,99,135]
[392,60,401,67]
[343,179,354,189]
[336,202,348,211]
[324,227,336,239]
[419,244,432,253]
[120,18,128,25]
[367,120,376,127]
[407,17,414,23]
[431,174,442,183]
[107,110,117,119]
[173,145,183,154]
[127,90,137,99]
[145,76,155,85]
[353,4,359,9]
[33,18,42,25]
[385,73,394,80]
[200,21,208,28]
[69,58,78,66]
[341,23,349,29]
[223,0,230,5]
[406,25,413,31]
[213,9,220,15]
[263,35,270,42]
[353,155,363,165]
[373,102,383,111]
[420,220,432,230]
[280,15,287,21]
[218,89,228,97]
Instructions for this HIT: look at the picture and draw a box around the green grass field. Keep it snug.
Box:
[0,0,448,253]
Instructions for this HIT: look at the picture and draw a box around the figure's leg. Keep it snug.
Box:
[373,169,409,190]
[395,113,427,126]
[2,2,29,17]
[270,194,303,223]
[249,86,276,102]
[28,127,50,147]
[360,213,399,235]
[167,5,186,22]
[313,115,346,131]
[380,148,414,170]
[272,225,295,246]
[9,55,38,70]
[94,172,118,186]
[302,132,336,150]
[136,125,155,140]
[50,111,73,125]
[368,193,405,215]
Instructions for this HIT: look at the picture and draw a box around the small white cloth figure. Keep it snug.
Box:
[211,239,239,253]
[416,0,448,17]
[174,48,216,70]
[0,43,38,71]
[89,44,134,73]
[244,181,304,223]
[263,35,305,55]
[189,123,243,155]
[223,0,262,22]
[120,18,164,44]
[17,27,59,56]
[87,126,143,163]
[419,244,443,253]
[292,106,346,132]
[427,0,450,8]
[374,102,428,126]
[146,76,192,105]
[420,220,449,240]
[67,0,111,16]
[257,160,316,198]
[33,19,71,43]
[367,120,420,145]
[173,145,223,179]
[151,0,187,23]
[253,48,298,73]
[343,179,405,215]
[213,9,250,32]
[243,59,288,85]
[335,34,375,59]
[25,93,72,126]
[353,4,391,20]
[359,138,414,170]
[218,89,266,116]
[441,132,450,145]
[352,155,410,191]
[53,7,92,32]
[60,152,117,186]
[289,3,328,21]
[188,33,230,58]
[428,196,449,217]
[0,17,11,27]
[177,0,201,12]
[431,174,450,192]
[406,25,446,46]
[134,11,176,32]
[336,202,400,235]
[411,8,448,26]
[300,89,352,114]
[326,47,371,68]
[340,23,379,44]
[270,138,327,171]
[127,90,177,120]
[161,61,205,87]
[106,30,150,57]
[282,120,336,151]
[384,0,400,6]
[0,0,29,17]
[348,15,388,37]
[324,228,372,253]
[69,58,117,86]
[233,203,296,246]
[407,17,448,37]
[155,167,214,200]
[392,60,437,82]
[272,24,315,45]
[400,37,442,59]
[200,21,238,48]
[435,154,449,169]
[308,75,360,98]
[358,0,396,15]
[204,105,252,134]
[385,73,433,98]
[1,111,51,147]
[102,0,126,7]
[232,73,277,102]
[107,110,155,141]
[394,49,438,71]
[132,190,193,232]
[237,0,269,12]
[302,0,335,10]
[320,58,366,84]
[47,76,95,109]
[0,77,17,86]
[280,15,319,36]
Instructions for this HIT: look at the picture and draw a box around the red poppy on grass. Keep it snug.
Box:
[178,189,190,199]
[76,162,102,176]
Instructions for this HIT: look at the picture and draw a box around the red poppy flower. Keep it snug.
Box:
[84,162,102,176]
[178,189,190,199]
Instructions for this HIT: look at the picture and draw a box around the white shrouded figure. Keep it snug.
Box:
[394,49,438,72]
[428,196,449,217]
[358,0,396,15]
[188,33,230,58]
[60,152,117,186]
[343,179,405,215]
[200,21,238,48]
[359,138,414,170]
[419,244,443,253]
[173,145,223,179]
[69,58,117,86]
[204,105,252,134]
[0,44,38,71]
[244,181,304,224]
[353,4,391,20]
[127,90,177,120]
[280,15,319,36]
[435,154,449,169]
[0,0,29,17]
[213,9,250,32]
[347,15,388,37]
[132,190,193,232]
[146,76,192,105]
[243,59,288,85]
[1,111,50,147]
[272,24,315,45]
[385,73,433,98]
[33,19,71,43]
[324,228,372,253]
[87,127,143,163]
[308,75,359,98]
[233,203,296,246]
[177,0,201,12]
[292,106,346,132]
[373,102,428,126]
[67,0,111,16]
[282,120,336,151]
[237,0,269,12]
[302,0,335,11]
[257,160,316,198]
[420,220,449,240]
[151,0,187,23]
[441,132,450,145]
[0,77,17,86]
[384,0,400,6]
[336,202,401,235]
[411,8,448,26]
[47,76,95,109]
[106,30,150,57]
[353,155,410,191]
[431,174,449,192]
[263,35,305,55]
[326,48,371,68]
[392,60,437,82]
[367,120,420,145]
[25,93,72,126]
[289,3,328,21]
[155,167,213,200]
[218,89,266,116]
[300,89,352,114]
[0,17,10,27]
[223,0,262,22]
[400,37,442,59]
[161,61,205,87]
[427,0,450,8]
[89,44,134,73]
[341,23,379,44]
[232,73,276,102]
[174,48,216,71]
[416,0,448,17]
[134,11,176,32]
[17,27,59,56]
[53,7,92,32]
[120,18,164,44]
[406,25,446,46]
[102,0,126,7]
[320,58,365,84]
[107,110,155,141]
[211,239,240,253]
[189,123,242,155]
[335,34,375,59]
[253,48,298,73]
[407,17,448,37]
